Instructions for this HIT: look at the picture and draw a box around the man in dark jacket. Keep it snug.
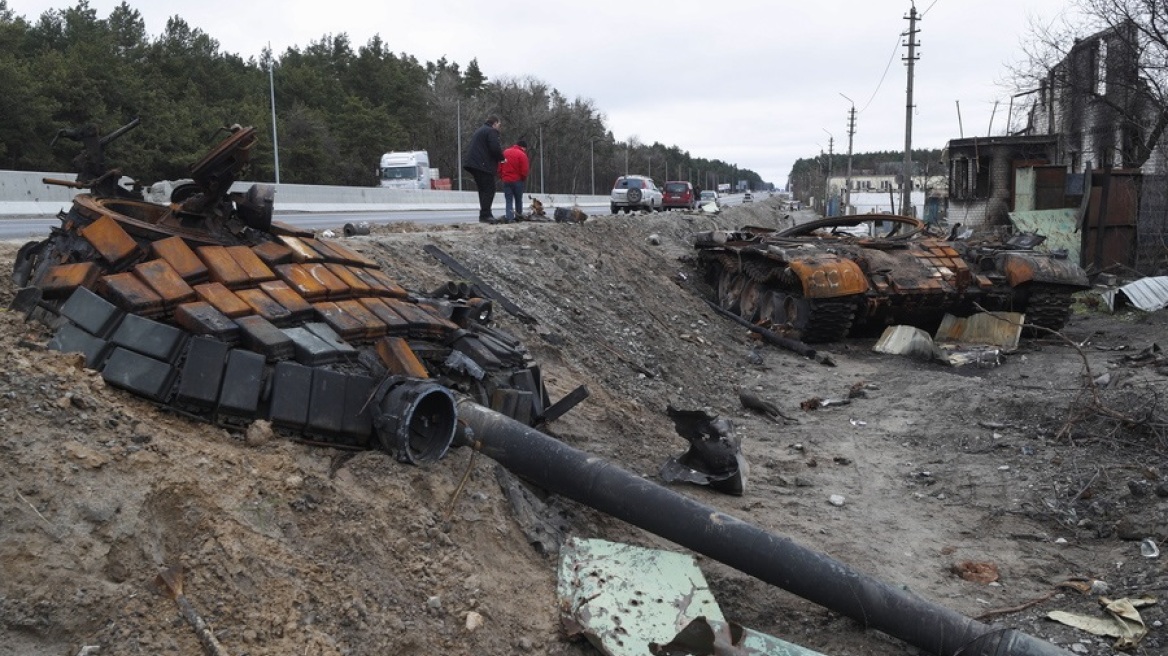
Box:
[462,116,505,223]
[498,139,530,223]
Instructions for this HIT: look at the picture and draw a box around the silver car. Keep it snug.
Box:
[610,175,662,213]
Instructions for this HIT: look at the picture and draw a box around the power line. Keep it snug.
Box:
[859,32,902,114]
[859,1,936,115]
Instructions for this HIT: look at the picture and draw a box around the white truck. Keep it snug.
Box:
[378,150,435,190]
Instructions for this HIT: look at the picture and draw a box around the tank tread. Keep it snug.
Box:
[1024,285,1076,334]
[801,298,858,343]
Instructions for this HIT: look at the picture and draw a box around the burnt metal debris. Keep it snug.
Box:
[456,400,1076,656]
[660,405,746,496]
[10,120,559,460]
[693,214,1091,343]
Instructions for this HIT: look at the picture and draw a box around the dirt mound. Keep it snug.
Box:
[2,199,1167,656]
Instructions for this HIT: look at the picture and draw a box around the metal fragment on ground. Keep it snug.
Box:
[661,406,746,495]
[649,616,828,656]
[557,537,725,656]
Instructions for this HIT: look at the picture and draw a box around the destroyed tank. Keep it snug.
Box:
[693,214,1091,343]
[10,119,565,462]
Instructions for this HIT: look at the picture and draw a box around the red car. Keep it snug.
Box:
[662,181,696,210]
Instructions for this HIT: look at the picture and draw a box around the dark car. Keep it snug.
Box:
[662,181,695,210]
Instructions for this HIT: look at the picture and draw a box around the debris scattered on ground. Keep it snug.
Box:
[1048,597,1157,650]
[951,560,1000,584]
[799,397,851,410]
[660,405,746,495]
[738,388,796,422]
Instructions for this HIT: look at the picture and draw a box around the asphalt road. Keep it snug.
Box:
[0,195,765,241]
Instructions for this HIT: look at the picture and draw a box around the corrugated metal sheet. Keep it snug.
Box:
[935,312,1024,350]
[1101,276,1168,312]
[1008,208,1081,262]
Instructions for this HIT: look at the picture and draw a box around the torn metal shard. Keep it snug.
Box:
[650,616,828,656]
[934,312,1024,351]
[662,406,746,495]
[557,537,725,655]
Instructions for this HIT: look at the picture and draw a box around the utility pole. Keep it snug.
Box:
[821,129,834,216]
[841,93,856,214]
[902,1,920,217]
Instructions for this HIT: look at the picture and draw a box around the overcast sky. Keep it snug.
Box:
[9,0,1078,186]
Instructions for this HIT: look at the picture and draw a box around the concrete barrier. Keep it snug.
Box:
[0,170,611,216]
[0,171,82,216]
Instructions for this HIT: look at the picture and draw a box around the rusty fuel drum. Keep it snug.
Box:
[456,400,1076,656]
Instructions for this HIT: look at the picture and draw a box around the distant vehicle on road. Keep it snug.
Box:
[378,150,435,190]
[662,181,696,210]
[699,190,720,208]
[743,191,753,203]
[610,175,662,213]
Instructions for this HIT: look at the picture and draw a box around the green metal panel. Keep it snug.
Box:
[1008,208,1081,264]
[557,537,827,656]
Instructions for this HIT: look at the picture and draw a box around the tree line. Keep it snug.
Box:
[0,1,764,193]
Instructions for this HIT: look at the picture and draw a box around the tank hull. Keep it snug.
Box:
[694,215,1090,342]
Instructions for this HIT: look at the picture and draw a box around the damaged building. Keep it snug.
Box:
[945,20,1168,275]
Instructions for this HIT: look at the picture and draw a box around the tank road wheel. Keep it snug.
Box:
[717,270,746,315]
[738,280,764,322]
[758,290,785,327]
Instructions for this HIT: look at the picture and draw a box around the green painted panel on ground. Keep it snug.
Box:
[557,537,724,655]
[557,537,828,656]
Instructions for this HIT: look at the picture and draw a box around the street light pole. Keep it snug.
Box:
[267,45,280,184]
[456,99,462,191]
[539,124,545,194]
[590,138,595,196]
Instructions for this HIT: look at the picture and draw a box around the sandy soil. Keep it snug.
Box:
[1,199,1167,656]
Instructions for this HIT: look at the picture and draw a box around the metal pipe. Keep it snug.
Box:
[456,400,1074,656]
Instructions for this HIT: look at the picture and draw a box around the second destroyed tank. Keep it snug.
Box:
[693,214,1091,343]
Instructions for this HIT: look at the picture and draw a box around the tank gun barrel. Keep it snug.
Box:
[456,399,1074,656]
[99,116,140,146]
